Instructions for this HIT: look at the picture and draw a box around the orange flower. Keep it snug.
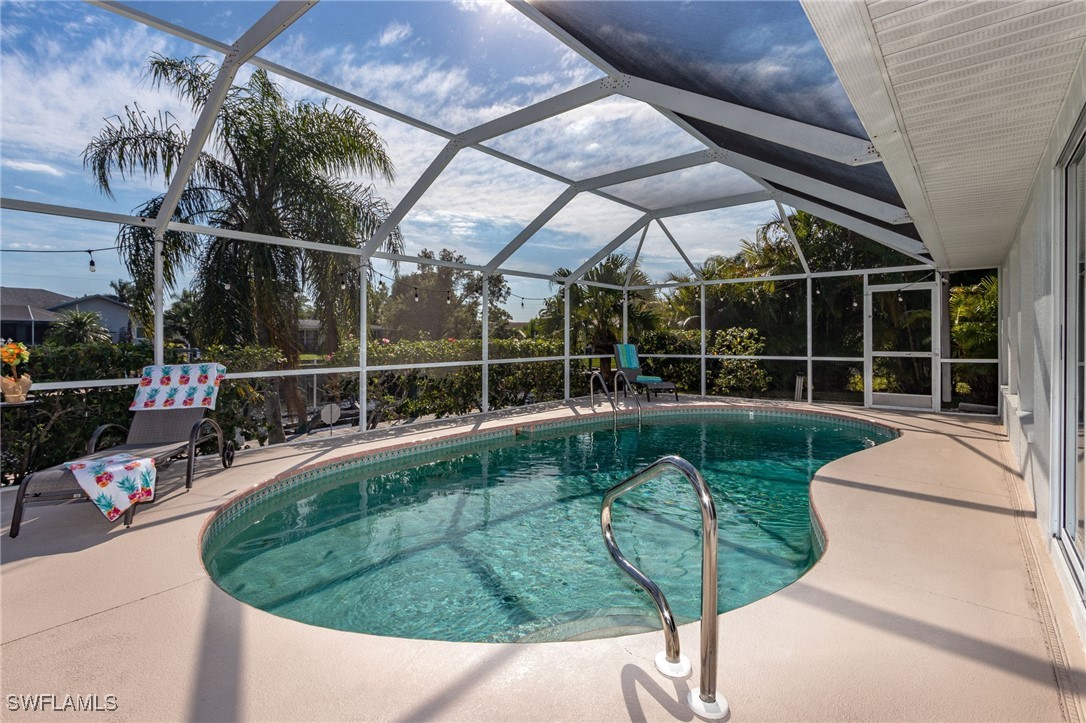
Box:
[0,341,29,379]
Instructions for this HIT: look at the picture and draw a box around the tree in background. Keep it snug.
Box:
[84,54,403,359]
[85,54,404,443]
[950,275,998,359]
[46,311,112,345]
[381,249,511,342]
[107,278,143,341]
[164,288,202,347]
[538,254,655,375]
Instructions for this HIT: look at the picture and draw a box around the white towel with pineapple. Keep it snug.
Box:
[65,454,156,522]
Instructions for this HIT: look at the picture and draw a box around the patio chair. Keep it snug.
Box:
[8,364,235,538]
[614,344,678,401]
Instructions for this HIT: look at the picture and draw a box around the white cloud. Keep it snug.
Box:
[377,21,412,48]
[3,160,65,177]
[0,3,784,286]
[1,19,199,204]
[451,0,496,13]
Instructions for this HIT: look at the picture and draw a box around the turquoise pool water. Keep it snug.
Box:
[204,412,894,642]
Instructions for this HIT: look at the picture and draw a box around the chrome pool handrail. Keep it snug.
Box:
[612,370,642,426]
[588,370,617,428]
[599,455,727,719]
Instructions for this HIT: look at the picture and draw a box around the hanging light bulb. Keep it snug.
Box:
[87,250,96,272]
[223,282,231,291]
[521,298,524,309]
[784,291,790,298]
[815,287,821,295]
[897,294,904,302]
[413,287,419,302]
[446,289,451,304]
[852,299,859,308]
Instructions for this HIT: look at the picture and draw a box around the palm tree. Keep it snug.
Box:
[108,279,136,304]
[164,288,202,347]
[950,275,998,359]
[46,311,112,345]
[85,55,404,443]
[539,254,656,375]
[84,55,403,355]
[107,279,144,341]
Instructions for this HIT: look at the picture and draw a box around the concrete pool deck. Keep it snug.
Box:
[1,399,1084,721]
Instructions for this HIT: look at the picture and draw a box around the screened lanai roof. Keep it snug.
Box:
[523,0,926,254]
[19,0,1054,295]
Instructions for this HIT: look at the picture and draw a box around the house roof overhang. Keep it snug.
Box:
[803,0,1086,270]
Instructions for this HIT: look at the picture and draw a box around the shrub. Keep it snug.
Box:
[1,342,283,483]
[708,327,771,397]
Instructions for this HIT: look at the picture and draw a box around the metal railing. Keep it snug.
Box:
[612,370,643,426]
[588,370,617,428]
[600,455,728,720]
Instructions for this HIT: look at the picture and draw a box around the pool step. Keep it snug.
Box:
[491,608,660,643]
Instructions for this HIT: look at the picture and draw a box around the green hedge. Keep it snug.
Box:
[2,333,776,483]
[1,343,284,483]
[328,338,565,421]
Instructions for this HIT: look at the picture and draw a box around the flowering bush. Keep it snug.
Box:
[0,341,29,379]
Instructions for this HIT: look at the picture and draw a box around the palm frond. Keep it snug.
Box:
[147,54,218,113]
[82,103,189,198]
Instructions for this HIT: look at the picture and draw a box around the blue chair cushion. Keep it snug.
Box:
[636,375,663,383]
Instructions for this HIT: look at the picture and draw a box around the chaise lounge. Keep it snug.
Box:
[614,343,679,402]
[8,364,235,538]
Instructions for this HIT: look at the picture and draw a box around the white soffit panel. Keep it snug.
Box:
[804,0,1086,270]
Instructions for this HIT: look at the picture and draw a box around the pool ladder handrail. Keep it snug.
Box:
[600,455,728,720]
[588,370,617,428]
[612,370,642,426]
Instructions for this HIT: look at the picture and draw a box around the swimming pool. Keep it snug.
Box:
[202,409,895,642]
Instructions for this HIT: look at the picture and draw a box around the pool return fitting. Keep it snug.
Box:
[600,455,729,720]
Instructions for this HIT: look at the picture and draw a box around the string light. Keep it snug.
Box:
[413,287,419,302]
[445,289,451,304]
[87,250,96,272]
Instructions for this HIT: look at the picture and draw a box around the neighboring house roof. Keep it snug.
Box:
[0,287,74,309]
[0,304,60,323]
[49,294,131,311]
[299,319,321,331]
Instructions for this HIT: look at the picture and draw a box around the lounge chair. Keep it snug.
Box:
[8,364,235,538]
[614,343,678,401]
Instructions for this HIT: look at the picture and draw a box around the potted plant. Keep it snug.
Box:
[0,340,31,402]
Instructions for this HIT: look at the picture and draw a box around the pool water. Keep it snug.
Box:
[204,413,894,642]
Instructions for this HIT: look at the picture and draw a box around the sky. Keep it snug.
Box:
[1,0,801,322]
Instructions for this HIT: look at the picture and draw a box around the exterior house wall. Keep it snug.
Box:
[55,299,133,342]
[1002,49,1086,641]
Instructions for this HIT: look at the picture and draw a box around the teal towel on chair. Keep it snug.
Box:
[615,344,640,369]
[636,375,663,383]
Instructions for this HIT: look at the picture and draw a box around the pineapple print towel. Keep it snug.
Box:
[65,454,156,522]
[130,363,226,411]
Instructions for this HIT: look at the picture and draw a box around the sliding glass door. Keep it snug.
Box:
[1062,134,1086,579]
